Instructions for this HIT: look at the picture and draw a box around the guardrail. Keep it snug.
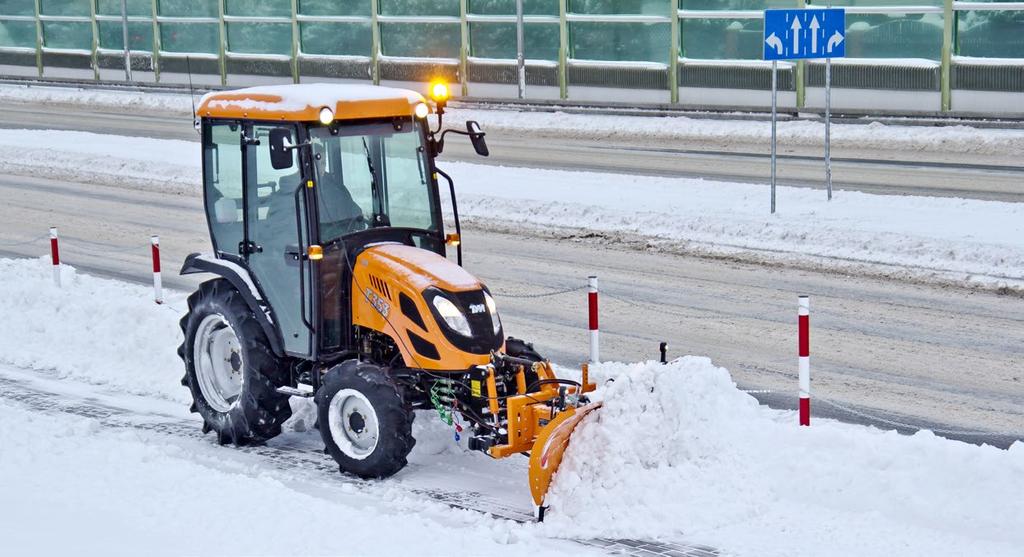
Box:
[0,1,1021,114]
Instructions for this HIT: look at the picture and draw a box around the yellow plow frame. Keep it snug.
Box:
[482,361,601,509]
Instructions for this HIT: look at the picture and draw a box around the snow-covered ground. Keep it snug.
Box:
[2,83,1023,156]
[0,128,1021,290]
[0,257,1021,556]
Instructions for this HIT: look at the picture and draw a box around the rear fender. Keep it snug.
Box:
[180,252,285,357]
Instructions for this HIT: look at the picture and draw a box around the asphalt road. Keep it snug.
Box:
[1,102,1022,201]
[0,99,1020,447]
[0,173,1021,448]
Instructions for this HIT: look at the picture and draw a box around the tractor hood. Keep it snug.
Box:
[350,243,502,370]
[358,243,482,293]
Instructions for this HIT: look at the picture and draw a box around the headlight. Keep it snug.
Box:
[483,291,501,335]
[432,295,472,337]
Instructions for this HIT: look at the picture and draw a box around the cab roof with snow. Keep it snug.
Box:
[197,84,427,122]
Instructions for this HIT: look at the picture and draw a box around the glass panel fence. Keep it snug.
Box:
[381,22,460,58]
[40,0,89,17]
[227,22,291,55]
[98,20,153,51]
[226,0,291,19]
[299,0,372,17]
[161,22,219,54]
[957,8,1024,58]
[570,21,672,63]
[301,22,372,56]
[469,0,558,16]
[159,0,218,18]
[379,0,459,17]
[0,0,35,17]
[0,20,34,47]
[96,0,149,16]
[469,22,559,60]
[42,21,91,50]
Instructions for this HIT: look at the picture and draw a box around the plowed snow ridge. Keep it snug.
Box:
[0,129,1021,289]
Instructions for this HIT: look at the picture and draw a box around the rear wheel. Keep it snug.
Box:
[178,279,292,445]
[316,361,415,479]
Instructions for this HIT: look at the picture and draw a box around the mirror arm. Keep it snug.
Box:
[434,167,462,267]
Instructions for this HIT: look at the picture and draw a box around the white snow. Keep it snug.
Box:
[546,358,1024,556]
[199,83,424,114]
[0,128,1020,289]
[0,256,1019,556]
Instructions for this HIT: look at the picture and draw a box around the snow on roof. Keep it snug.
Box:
[197,83,427,122]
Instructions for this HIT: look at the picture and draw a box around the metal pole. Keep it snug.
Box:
[826,1,833,200]
[825,57,832,200]
[771,60,777,214]
[121,0,132,81]
[515,0,525,99]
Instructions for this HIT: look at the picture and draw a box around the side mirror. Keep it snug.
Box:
[269,128,294,170]
[467,121,489,157]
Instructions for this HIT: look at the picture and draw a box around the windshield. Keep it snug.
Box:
[310,121,437,243]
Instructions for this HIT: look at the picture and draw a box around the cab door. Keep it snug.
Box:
[242,123,312,357]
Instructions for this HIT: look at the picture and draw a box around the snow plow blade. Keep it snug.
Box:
[528,401,603,507]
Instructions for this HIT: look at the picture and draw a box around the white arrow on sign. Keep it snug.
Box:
[827,30,844,53]
[809,16,820,54]
[790,17,802,54]
[765,32,784,56]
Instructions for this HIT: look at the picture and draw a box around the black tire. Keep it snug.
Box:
[506,337,545,388]
[178,279,292,446]
[315,361,415,479]
[505,337,544,362]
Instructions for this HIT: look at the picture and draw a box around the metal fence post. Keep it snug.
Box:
[515,0,525,99]
[120,0,133,81]
[290,0,300,83]
[32,0,42,76]
[795,0,805,109]
[217,0,227,85]
[460,0,468,96]
[89,0,99,80]
[558,0,567,99]
[370,0,380,85]
[669,4,679,104]
[941,0,953,111]
[151,0,161,82]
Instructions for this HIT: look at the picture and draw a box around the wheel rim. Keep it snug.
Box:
[193,313,244,413]
[328,389,380,460]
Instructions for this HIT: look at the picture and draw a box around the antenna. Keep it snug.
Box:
[186,56,198,131]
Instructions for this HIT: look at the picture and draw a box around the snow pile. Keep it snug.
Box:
[0,257,188,403]
[0,84,193,113]
[443,108,1024,156]
[448,163,1024,287]
[0,129,197,194]
[546,358,1024,556]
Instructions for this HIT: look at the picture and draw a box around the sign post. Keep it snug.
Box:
[763,8,845,212]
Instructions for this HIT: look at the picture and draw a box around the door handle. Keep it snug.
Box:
[285,244,302,265]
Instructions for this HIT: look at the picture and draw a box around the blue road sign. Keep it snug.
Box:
[763,9,845,61]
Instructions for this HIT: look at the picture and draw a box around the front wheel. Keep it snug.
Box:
[315,361,415,479]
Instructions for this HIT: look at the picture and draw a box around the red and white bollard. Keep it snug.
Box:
[798,295,811,426]
[49,227,61,287]
[588,275,599,363]
[151,235,163,304]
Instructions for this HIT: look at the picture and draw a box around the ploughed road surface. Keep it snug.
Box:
[0,172,1021,447]
[0,101,1022,201]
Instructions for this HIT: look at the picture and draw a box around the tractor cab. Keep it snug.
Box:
[192,83,481,361]
[178,83,597,518]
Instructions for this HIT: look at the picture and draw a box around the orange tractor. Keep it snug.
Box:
[176,82,599,516]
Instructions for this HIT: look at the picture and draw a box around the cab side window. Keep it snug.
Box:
[204,122,244,255]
